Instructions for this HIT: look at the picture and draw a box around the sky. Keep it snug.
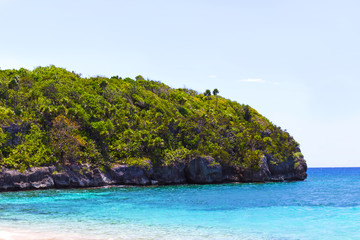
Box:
[1,0,359,167]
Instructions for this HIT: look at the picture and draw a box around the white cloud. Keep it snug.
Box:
[238,78,280,85]
[208,74,217,79]
[238,78,265,83]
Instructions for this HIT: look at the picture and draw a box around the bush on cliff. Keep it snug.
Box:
[0,66,303,171]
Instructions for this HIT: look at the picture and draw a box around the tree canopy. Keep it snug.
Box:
[0,66,301,171]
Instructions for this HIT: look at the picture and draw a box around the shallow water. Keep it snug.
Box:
[0,168,359,239]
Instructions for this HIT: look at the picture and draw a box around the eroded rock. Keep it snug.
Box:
[0,154,307,191]
[153,163,186,184]
[185,156,222,183]
[241,155,271,182]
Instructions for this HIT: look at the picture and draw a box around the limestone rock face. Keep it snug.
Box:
[27,167,55,189]
[123,165,152,185]
[52,170,71,188]
[185,156,222,183]
[221,165,243,182]
[267,155,307,181]
[294,157,307,180]
[0,167,54,191]
[0,154,307,191]
[153,163,186,184]
[221,154,308,183]
[107,164,152,185]
[241,155,271,182]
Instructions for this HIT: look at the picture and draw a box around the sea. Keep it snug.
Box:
[0,168,359,240]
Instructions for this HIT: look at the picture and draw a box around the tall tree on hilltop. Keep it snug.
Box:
[204,89,211,97]
[212,88,219,96]
[213,88,219,111]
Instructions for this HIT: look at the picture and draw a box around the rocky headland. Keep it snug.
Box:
[0,66,307,191]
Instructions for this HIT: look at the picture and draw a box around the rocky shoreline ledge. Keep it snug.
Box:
[0,156,307,192]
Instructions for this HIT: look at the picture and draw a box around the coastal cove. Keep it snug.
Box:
[2,0,360,239]
[0,168,359,240]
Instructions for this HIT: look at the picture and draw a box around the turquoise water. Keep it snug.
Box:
[0,168,360,239]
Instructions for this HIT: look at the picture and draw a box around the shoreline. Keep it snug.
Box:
[0,156,307,192]
[0,228,96,240]
[0,179,303,193]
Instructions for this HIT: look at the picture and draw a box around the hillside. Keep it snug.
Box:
[0,66,306,190]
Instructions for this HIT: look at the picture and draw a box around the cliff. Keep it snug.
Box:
[0,66,307,191]
[0,156,307,191]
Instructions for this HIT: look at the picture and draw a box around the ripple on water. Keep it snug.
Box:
[0,168,359,239]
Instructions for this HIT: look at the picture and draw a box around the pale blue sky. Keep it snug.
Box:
[1,0,359,167]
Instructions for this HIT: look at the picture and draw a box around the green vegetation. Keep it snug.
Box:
[0,66,301,170]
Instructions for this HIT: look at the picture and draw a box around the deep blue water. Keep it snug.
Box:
[0,168,359,239]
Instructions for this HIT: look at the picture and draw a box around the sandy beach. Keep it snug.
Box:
[0,230,54,240]
[0,229,95,240]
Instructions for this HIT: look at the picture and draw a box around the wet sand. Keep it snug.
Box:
[0,229,94,240]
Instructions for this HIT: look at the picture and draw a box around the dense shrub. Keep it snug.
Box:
[0,66,301,170]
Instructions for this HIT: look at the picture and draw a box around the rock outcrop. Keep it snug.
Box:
[152,163,186,184]
[185,156,222,183]
[241,155,271,182]
[0,154,307,192]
